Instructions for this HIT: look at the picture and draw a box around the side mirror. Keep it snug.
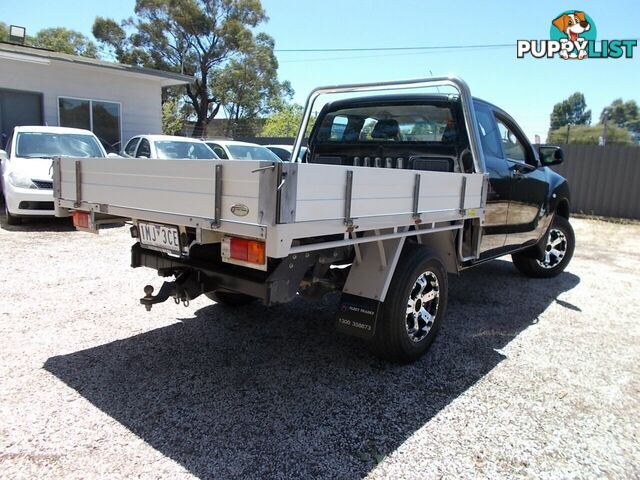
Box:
[539,146,564,166]
[0,149,6,162]
[107,153,120,158]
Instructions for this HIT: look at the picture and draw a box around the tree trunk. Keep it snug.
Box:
[191,99,210,138]
[191,118,206,138]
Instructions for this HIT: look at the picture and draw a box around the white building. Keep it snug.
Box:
[0,42,191,153]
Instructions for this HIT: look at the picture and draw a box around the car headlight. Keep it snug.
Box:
[7,172,37,189]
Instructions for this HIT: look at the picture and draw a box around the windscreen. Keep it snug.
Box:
[227,145,281,161]
[154,141,218,159]
[16,132,105,158]
[316,104,458,143]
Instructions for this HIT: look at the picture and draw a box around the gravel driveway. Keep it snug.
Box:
[0,215,638,479]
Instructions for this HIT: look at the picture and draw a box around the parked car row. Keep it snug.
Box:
[0,125,292,224]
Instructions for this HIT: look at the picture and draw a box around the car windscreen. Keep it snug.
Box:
[227,145,281,161]
[315,104,458,143]
[15,132,105,158]
[154,141,218,159]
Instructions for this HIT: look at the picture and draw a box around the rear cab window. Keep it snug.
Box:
[309,98,469,172]
[315,103,458,144]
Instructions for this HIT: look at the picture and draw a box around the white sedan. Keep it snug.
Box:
[121,135,218,160]
[203,140,282,162]
[0,126,107,225]
[265,144,308,162]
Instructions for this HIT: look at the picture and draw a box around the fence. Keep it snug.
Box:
[239,138,640,219]
[551,144,640,219]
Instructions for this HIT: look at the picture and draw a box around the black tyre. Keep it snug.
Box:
[4,200,21,225]
[205,290,256,307]
[371,245,448,363]
[512,215,575,278]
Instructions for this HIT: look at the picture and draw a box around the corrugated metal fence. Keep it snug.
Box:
[551,145,640,219]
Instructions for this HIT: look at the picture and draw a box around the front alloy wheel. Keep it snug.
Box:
[537,228,567,269]
[512,215,575,278]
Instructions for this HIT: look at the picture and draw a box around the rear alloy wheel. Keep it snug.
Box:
[205,290,256,307]
[512,215,575,278]
[371,245,448,363]
[405,271,441,343]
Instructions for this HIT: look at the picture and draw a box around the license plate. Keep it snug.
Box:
[138,222,181,253]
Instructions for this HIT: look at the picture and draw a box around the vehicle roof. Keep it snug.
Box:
[136,135,208,142]
[265,144,293,150]
[204,140,261,147]
[321,93,494,111]
[13,125,96,135]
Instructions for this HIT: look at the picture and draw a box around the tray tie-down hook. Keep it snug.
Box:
[250,162,286,190]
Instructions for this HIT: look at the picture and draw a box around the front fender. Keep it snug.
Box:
[546,169,571,218]
[524,169,570,261]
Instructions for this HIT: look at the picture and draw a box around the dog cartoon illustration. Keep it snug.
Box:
[552,11,591,59]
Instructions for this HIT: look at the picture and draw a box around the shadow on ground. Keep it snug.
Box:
[0,210,75,232]
[45,260,580,479]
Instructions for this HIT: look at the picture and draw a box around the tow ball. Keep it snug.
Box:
[140,282,190,311]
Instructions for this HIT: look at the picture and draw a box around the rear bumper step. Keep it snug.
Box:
[131,243,272,304]
[131,242,348,308]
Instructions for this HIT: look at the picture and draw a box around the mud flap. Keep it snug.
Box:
[336,293,382,339]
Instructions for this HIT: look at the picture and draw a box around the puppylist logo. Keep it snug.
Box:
[517,10,637,60]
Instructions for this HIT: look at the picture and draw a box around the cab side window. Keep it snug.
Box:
[124,137,139,156]
[4,133,13,155]
[209,144,228,159]
[474,104,503,159]
[496,119,526,163]
[136,138,151,158]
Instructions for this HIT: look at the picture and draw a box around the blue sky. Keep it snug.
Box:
[3,0,639,140]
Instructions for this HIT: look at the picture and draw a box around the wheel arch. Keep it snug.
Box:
[556,198,570,219]
[409,230,459,274]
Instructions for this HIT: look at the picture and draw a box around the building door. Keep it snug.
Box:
[0,88,43,149]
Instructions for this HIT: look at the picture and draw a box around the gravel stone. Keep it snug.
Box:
[0,216,638,479]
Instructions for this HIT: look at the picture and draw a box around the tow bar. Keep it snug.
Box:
[140,271,201,311]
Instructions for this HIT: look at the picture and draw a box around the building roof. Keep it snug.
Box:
[0,42,192,87]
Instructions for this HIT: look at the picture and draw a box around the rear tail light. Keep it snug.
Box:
[72,211,90,229]
[222,236,266,269]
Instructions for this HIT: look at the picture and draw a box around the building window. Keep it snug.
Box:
[58,97,121,153]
